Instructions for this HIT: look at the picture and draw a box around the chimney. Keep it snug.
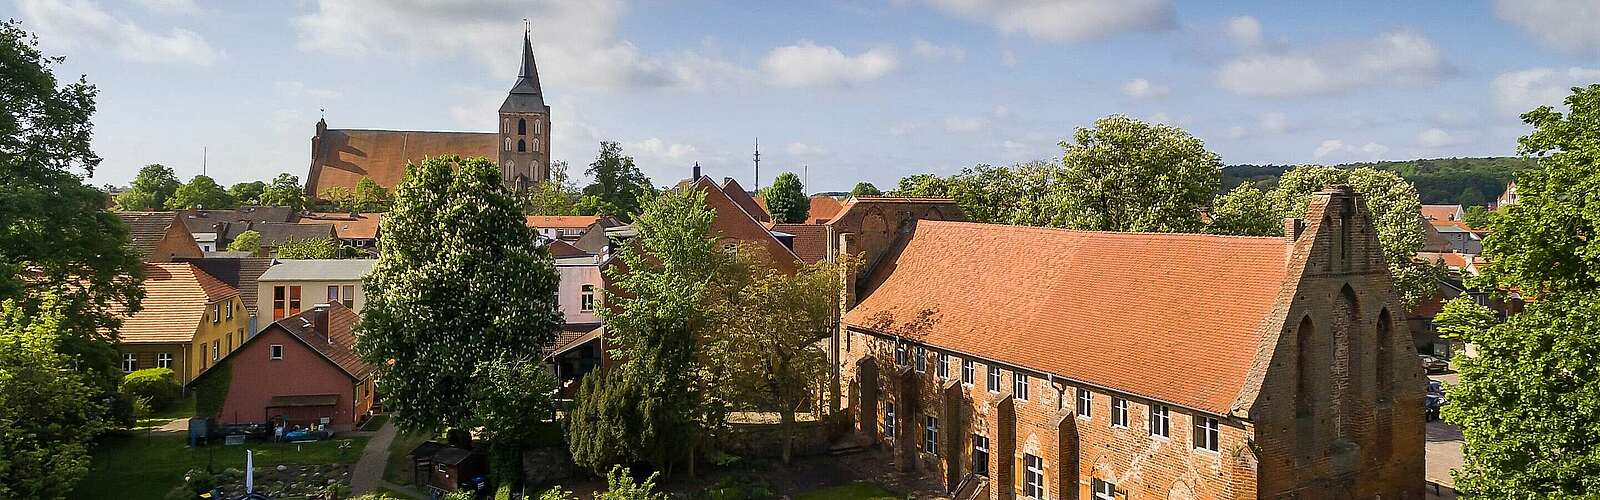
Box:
[1284,217,1305,242]
[311,303,330,342]
[692,162,701,181]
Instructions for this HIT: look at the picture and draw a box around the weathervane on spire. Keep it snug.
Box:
[524,18,530,35]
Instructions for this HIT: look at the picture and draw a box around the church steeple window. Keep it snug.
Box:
[518,118,527,135]
[504,138,512,152]
[517,139,526,152]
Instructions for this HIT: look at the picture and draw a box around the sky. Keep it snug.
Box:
[7,0,1600,193]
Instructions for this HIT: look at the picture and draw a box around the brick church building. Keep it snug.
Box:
[304,30,552,196]
[831,187,1425,499]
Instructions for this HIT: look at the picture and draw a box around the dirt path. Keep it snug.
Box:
[350,417,398,495]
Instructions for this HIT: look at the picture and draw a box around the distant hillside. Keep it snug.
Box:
[1222,157,1532,207]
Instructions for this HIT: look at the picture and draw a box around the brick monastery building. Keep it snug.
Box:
[305,30,552,196]
[831,187,1425,499]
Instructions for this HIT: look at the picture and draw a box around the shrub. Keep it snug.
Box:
[495,484,514,500]
[192,363,231,417]
[537,487,576,500]
[120,368,180,410]
[131,395,153,419]
[107,394,137,429]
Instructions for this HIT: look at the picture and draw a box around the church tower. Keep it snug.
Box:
[499,27,551,190]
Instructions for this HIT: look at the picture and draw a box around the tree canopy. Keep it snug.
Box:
[224,230,261,255]
[523,160,580,216]
[1047,115,1221,232]
[259,173,308,212]
[165,174,234,210]
[762,172,809,223]
[115,164,179,211]
[849,182,882,197]
[272,236,341,259]
[228,181,265,206]
[0,295,107,499]
[581,142,653,222]
[356,155,561,434]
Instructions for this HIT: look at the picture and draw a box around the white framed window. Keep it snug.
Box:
[923,415,938,454]
[1150,404,1170,438]
[269,344,284,360]
[971,434,989,476]
[1014,371,1029,401]
[895,343,907,366]
[884,402,896,438]
[157,352,173,369]
[936,353,949,379]
[122,353,137,373]
[1092,478,1116,500]
[341,285,355,308]
[212,340,220,361]
[986,366,1001,393]
[212,303,220,323]
[1023,453,1044,499]
[1194,415,1220,452]
[580,284,596,313]
[327,285,340,304]
[226,301,233,320]
[1077,388,1093,419]
[914,346,926,373]
[961,359,974,385]
[1112,397,1128,428]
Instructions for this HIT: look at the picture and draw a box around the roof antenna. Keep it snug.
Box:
[753,137,761,191]
[201,146,207,177]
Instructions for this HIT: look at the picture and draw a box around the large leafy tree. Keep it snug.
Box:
[352,176,392,212]
[1207,183,1282,237]
[1043,115,1221,232]
[224,230,261,255]
[762,172,809,223]
[357,155,561,434]
[259,172,308,211]
[581,142,653,222]
[228,180,266,205]
[849,182,882,197]
[165,174,235,210]
[0,295,108,499]
[523,160,579,216]
[0,20,141,390]
[1440,84,1600,497]
[273,237,342,259]
[114,164,179,210]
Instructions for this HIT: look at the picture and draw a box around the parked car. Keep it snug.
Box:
[1425,380,1447,421]
[1419,354,1449,374]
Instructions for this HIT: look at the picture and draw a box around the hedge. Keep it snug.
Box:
[120,367,181,410]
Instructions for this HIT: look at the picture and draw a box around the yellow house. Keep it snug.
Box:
[114,262,250,385]
[256,259,376,330]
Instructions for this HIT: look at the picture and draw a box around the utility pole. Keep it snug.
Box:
[201,146,207,176]
[753,137,761,191]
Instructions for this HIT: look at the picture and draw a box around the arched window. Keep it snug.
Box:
[531,139,538,152]
[504,160,515,174]
[518,118,527,135]
[1376,308,1395,461]
[533,119,541,134]
[517,139,526,152]
[504,137,512,152]
[503,118,510,133]
[1295,315,1316,465]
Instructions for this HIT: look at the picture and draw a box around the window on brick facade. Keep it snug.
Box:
[884,402,896,438]
[1149,404,1170,438]
[518,139,527,152]
[270,345,283,360]
[1077,388,1092,418]
[914,346,926,373]
[1111,397,1128,428]
[518,118,527,135]
[895,343,907,366]
[1023,454,1044,499]
[986,366,1001,393]
[157,352,173,369]
[936,353,949,379]
[1194,415,1220,452]
[923,415,937,454]
[1014,371,1029,401]
[1092,478,1116,500]
[961,359,974,385]
[122,353,137,373]
[971,434,989,476]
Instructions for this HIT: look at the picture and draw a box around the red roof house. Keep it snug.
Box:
[195,303,374,431]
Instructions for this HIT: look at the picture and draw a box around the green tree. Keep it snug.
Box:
[1044,115,1221,232]
[762,172,809,223]
[164,175,235,210]
[469,356,557,485]
[228,181,266,206]
[567,368,644,474]
[597,466,668,500]
[353,177,392,212]
[0,295,108,499]
[850,182,882,197]
[523,160,579,216]
[356,155,562,434]
[581,142,653,222]
[259,173,308,211]
[115,164,180,210]
[321,186,355,212]
[1462,205,1492,230]
[272,237,341,259]
[225,230,261,255]
[892,173,950,197]
[1208,183,1283,237]
[1438,84,1600,497]
[0,20,142,392]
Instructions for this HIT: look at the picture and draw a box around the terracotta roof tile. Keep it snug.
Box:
[177,256,275,315]
[307,129,497,196]
[1420,205,1462,221]
[526,215,602,229]
[844,220,1290,414]
[807,196,844,224]
[116,212,180,258]
[720,178,770,222]
[299,212,383,240]
[271,304,371,380]
[771,223,828,263]
[116,263,239,344]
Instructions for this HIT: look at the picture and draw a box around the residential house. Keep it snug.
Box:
[299,212,383,249]
[257,259,377,329]
[178,206,300,252]
[835,187,1424,499]
[194,303,375,431]
[1427,219,1482,254]
[526,215,602,241]
[117,212,204,262]
[1420,204,1464,222]
[113,263,249,386]
[572,217,628,255]
[225,223,339,257]
[176,256,276,333]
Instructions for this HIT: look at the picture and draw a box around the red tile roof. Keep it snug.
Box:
[844,220,1291,414]
[299,212,383,240]
[306,129,497,196]
[807,196,845,224]
[526,215,602,229]
[1420,205,1462,221]
[548,240,589,258]
[116,263,239,344]
[720,178,770,222]
[771,223,828,263]
[269,304,371,380]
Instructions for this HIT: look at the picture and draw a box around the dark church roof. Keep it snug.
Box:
[500,31,547,114]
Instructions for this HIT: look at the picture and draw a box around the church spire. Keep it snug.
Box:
[501,20,547,113]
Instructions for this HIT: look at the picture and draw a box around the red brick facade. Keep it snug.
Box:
[199,306,373,431]
[834,188,1425,499]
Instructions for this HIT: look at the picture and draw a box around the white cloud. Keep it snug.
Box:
[912,39,966,61]
[993,105,1010,117]
[1313,139,1388,160]
[1226,16,1262,48]
[1491,67,1600,116]
[945,115,987,132]
[1149,112,1172,124]
[18,0,219,65]
[785,142,825,156]
[293,0,740,91]
[1496,0,1600,56]
[1259,111,1288,133]
[762,41,898,88]
[1000,49,1019,67]
[1122,78,1169,99]
[1417,128,1458,148]
[135,0,198,15]
[274,81,342,99]
[627,138,699,167]
[1216,30,1447,97]
[1223,126,1247,139]
[921,0,1176,42]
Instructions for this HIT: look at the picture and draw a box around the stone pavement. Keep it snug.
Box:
[350,417,402,495]
[1425,371,1462,498]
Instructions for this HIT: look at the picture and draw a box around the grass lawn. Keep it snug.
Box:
[72,431,369,500]
[133,396,197,431]
[795,482,900,500]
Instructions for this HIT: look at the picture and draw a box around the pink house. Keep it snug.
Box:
[196,303,375,431]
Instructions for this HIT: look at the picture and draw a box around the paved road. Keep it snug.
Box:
[1425,371,1463,497]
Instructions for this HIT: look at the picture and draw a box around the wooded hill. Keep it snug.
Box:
[1223,157,1532,207]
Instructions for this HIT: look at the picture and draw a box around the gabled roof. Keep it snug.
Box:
[807,196,845,224]
[1420,204,1462,222]
[299,212,382,240]
[175,256,276,315]
[719,177,770,222]
[116,212,182,258]
[307,129,498,196]
[690,176,799,268]
[526,215,601,230]
[770,223,828,263]
[116,262,239,344]
[178,207,298,234]
[501,31,547,113]
[547,240,589,259]
[199,304,370,383]
[258,259,376,282]
[844,220,1291,415]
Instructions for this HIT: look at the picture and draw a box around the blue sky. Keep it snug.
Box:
[8,0,1600,193]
